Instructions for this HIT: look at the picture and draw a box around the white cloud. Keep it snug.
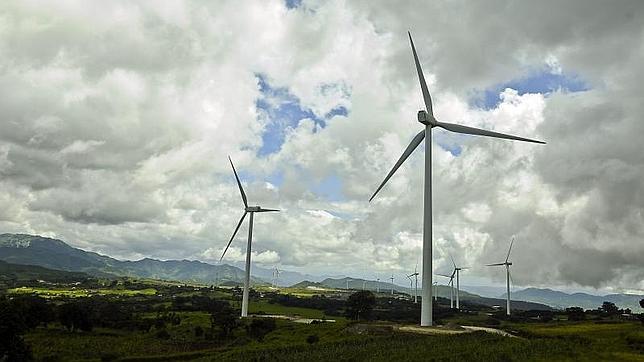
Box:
[0,0,642,292]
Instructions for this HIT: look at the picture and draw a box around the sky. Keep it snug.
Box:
[0,0,643,294]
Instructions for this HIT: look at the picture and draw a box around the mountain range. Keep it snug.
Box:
[0,233,260,286]
[505,287,643,311]
[1,233,641,311]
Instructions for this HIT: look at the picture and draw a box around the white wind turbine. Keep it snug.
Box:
[436,271,455,308]
[486,237,515,316]
[376,277,381,293]
[221,156,279,318]
[368,32,545,326]
[450,256,469,310]
[407,266,419,303]
[390,275,395,295]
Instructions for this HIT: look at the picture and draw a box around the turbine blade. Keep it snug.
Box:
[220,212,247,261]
[229,156,248,208]
[408,31,433,116]
[486,263,506,266]
[257,208,280,213]
[506,237,515,263]
[436,273,452,278]
[450,255,456,268]
[436,122,545,144]
[369,129,425,202]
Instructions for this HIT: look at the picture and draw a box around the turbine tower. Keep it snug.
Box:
[451,256,469,310]
[486,237,515,316]
[437,271,455,308]
[368,32,545,326]
[221,156,279,318]
[408,266,419,303]
[433,281,438,301]
[390,275,395,295]
[376,277,380,293]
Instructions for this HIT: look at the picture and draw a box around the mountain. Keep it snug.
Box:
[0,233,264,286]
[309,277,552,311]
[507,287,644,311]
[0,260,89,285]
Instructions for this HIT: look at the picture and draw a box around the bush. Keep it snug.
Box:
[246,318,276,341]
[346,291,376,321]
[155,329,170,340]
[194,325,204,337]
[306,335,319,344]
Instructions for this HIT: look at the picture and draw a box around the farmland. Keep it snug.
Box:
[1,277,642,361]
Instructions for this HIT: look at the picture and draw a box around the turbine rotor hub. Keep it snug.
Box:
[417,110,436,126]
[246,206,261,212]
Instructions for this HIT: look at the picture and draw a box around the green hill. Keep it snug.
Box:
[0,233,264,286]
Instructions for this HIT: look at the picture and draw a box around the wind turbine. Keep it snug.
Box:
[436,271,455,308]
[486,237,515,316]
[368,32,545,326]
[450,256,469,310]
[433,281,438,301]
[221,156,279,318]
[408,266,419,303]
[390,275,395,295]
[376,277,381,293]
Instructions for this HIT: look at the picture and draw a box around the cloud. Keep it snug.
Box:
[0,0,642,293]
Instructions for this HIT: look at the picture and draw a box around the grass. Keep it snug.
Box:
[8,286,157,298]
[249,300,335,319]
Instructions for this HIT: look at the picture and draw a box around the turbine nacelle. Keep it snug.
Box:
[417,110,436,126]
[246,206,261,212]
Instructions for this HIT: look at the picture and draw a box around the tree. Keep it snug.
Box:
[346,291,376,320]
[59,303,93,332]
[639,299,644,309]
[246,318,276,341]
[600,301,619,316]
[0,298,33,361]
[565,307,585,321]
[209,301,238,338]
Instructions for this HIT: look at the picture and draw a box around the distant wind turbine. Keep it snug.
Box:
[221,156,279,318]
[390,275,395,295]
[436,272,455,308]
[433,281,438,301]
[368,32,545,326]
[408,266,419,303]
[486,237,515,316]
[376,277,380,293]
[450,256,469,310]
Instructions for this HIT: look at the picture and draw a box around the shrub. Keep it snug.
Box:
[155,329,170,340]
[346,291,376,321]
[246,318,276,341]
[306,334,319,344]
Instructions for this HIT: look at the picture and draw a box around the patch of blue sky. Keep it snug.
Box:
[472,69,588,110]
[433,136,463,156]
[266,169,284,188]
[256,74,350,157]
[311,174,345,202]
[285,0,302,9]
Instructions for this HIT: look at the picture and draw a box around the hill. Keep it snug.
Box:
[0,233,264,286]
[0,260,89,285]
[314,277,553,311]
[507,287,644,311]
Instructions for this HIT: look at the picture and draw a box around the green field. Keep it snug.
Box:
[3,279,642,361]
[8,286,157,298]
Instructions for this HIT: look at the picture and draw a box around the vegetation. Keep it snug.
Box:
[0,268,642,361]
